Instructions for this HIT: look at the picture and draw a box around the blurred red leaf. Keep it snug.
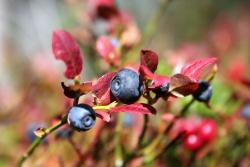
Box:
[91,0,119,20]
[61,81,92,98]
[227,58,246,82]
[241,78,250,89]
[92,72,116,105]
[52,29,83,79]
[169,74,198,96]
[110,103,156,114]
[140,49,158,72]
[181,57,217,81]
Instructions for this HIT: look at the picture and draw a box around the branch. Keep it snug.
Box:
[137,115,149,148]
[17,116,67,167]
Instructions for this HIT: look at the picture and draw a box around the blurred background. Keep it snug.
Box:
[0,0,250,166]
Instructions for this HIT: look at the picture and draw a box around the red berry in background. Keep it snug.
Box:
[180,118,200,134]
[96,36,115,58]
[183,133,203,151]
[95,36,120,66]
[198,119,217,142]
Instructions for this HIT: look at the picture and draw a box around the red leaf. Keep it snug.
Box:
[90,0,118,20]
[61,81,92,98]
[110,103,156,115]
[52,30,83,79]
[169,74,199,96]
[241,78,250,89]
[95,110,111,122]
[150,75,170,89]
[140,50,158,72]
[139,65,169,89]
[92,72,116,105]
[97,88,113,105]
[181,57,217,81]
[139,65,155,79]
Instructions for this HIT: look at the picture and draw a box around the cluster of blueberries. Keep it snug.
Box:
[67,68,213,131]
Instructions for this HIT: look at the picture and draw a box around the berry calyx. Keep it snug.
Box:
[193,80,212,102]
[67,104,96,131]
[110,68,143,104]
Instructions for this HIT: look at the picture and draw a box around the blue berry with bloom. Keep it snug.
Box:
[193,80,212,102]
[110,68,143,104]
[67,104,96,131]
[241,104,250,118]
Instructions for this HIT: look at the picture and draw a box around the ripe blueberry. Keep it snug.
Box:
[110,68,143,104]
[123,113,134,128]
[67,104,96,131]
[241,104,250,118]
[193,80,212,102]
[153,82,169,95]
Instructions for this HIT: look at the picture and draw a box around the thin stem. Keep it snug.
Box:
[143,0,172,45]
[73,96,79,106]
[140,98,195,163]
[145,133,183,163]
[124,0,172,64]
[138,115,149,147]
[17,116,67,167]
[93,101,118,110]
[180,98,195,116]
[187,152,196,167]
[93,105,111,110]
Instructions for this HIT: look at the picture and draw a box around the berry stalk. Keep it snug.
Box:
[16,115,67,167]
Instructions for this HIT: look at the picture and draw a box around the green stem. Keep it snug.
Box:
[124,0,172,64]
[142,0,172,45]
[16,116,67,167]
[187,152,196,167]
[138,115,149,147]
[145,133,183,163]
[141,98,195,162]
[180,98,195,116]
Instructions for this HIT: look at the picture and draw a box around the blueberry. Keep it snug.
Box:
[110,68,143,104]
[123,113,134,127]
[193,80,212,102]
[67,104,96,131]
[241,104,250,118]
[153,82,169,95]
